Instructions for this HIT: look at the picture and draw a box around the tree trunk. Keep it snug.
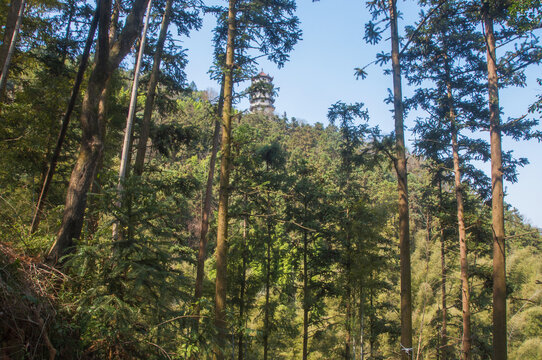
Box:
[30,4,100,234]
[451,107,471,360]
[359,285,364,360]
[439,179,448,360]
[194,83,224,316]
[345,229,352,360]
[0,0,25,100]
[133,0,174,176]
[46,0,151,263]
[263,184,274,360]
[369,285,375,359]
[263,220,271,360]
[0,0,23,70]
[444,50,471,359]
[302,226,309,360]
[389,0,412,357]
[483,7,507,360]
[214,1,236,358]
[85,0,122,238]
[112,0,152,240]
[238,213,247,360]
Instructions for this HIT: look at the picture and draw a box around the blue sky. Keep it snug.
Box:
[181,0,542,227]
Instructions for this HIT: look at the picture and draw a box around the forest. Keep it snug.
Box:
[0,0,541,359]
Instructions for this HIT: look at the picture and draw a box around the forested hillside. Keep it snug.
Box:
[0,0,541,359]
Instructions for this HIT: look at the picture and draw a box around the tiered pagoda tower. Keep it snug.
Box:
[249,71,275,115]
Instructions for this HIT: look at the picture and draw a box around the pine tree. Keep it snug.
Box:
[364,1,413,356]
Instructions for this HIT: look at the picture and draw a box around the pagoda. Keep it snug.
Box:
[249,71,275,115]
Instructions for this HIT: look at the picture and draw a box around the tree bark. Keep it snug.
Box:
[438,179,448,360]
[46,0,151,263]
[389,0,412,357]
[85,0,122,238]
[214,1,236,358]
[444,51,471,359]
[194,83,224,316]
[112,0,153,240]
[133,0,174,176]
[483,6,507,360]
[30,5,100,234]
[0,0,25,100]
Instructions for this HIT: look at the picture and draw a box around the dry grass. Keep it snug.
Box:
[0,242,62,359]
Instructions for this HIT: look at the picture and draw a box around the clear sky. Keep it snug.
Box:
[181,0,542,227]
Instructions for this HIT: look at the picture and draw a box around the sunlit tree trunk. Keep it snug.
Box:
[483,5,507,359]
[113,0,153,240]
[389,0,412,357]
[194,83,224,319]
[133,0,174,176]
[214,0,236,357]
[444,51,471,359]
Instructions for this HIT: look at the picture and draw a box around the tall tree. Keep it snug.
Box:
[213,2,236,357]
[402,2,491,357]
[483,4,507,358]
[478,2,542,357]
[46,0,151,263]
[364,0,412,356]
[210,1,300,357]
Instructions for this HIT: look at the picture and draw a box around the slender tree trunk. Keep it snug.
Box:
[483,7,507,360]
[0,0,25,100]
[46,0,151,263]
[444,51,471,359]
[0,0,23,70]
[30,5,100,234]
[133,0,174,176]
[345,244,352,360]
[302,226,309,360]
[263,219,272,360]
[389,0,412,357]
[238,213,247,360]
[369,286,375,359]
[60,0,75,64]
[451,107,471,360]
[359,285,364,360]
[194,83,224,316]
[214,1,237,358]
[112,0,152,240]
[439,179,448,360]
